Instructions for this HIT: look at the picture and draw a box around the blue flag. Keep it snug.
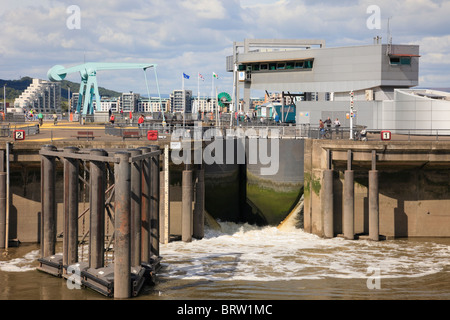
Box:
[183,73,190,79]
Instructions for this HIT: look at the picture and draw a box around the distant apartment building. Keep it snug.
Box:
[92,97,119,113]
[14,78,61,113]
[118,92,140,112]
[170,90,192,113]
[192,97,217,113]
[137,97,169,113]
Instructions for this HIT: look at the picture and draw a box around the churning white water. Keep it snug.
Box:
[160,222,450,282]
[0,223,449,283]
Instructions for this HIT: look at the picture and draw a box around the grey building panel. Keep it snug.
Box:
[230,41,419,94]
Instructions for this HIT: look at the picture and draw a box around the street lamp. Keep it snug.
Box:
[3,84,6,113]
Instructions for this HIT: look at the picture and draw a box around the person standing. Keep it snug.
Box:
[334,118,341,136]
[138,114,144,128]
[38,112,43,126]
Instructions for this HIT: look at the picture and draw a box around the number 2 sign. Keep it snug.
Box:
[14,130,26,141]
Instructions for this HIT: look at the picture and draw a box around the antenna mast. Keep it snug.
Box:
[386,17,393,55]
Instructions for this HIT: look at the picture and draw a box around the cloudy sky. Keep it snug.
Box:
[1,0,450,97]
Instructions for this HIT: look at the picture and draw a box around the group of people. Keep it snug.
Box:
[26,110,58,126]
[319,117,341,138]
[109,113,145,127]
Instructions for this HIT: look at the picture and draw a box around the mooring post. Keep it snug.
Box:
[138,147,151,263]
[41,145,57,258]
[0,172,6,249]
[193,164,205,240]
[369,150,379,241]
[343,150,354,240]
[89,149,107,269]
[130,149,142,267]
[159,145,170,245]
[114,152,131,299]
[63,147,80,267]
[182,164,193,243]
[323,150,334,238]
[150,146,160,258]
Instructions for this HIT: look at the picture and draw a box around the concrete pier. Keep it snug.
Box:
[182,166,193,243]
[322,169,334,238]
[193,165,205,240]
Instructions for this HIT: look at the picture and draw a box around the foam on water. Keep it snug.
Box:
[160,222,450,282]
[0,250,40,272]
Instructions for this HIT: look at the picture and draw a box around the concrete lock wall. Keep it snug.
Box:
[304,139,450,238]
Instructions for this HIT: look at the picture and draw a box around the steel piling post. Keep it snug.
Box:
[89,149,107,269]
[41,145,57,258]
[138,147,151,263]
[63,147,79,267]
[130,149,142,267]
[114,151,131,299]
[150,146,160,258]
[0,172,6,249]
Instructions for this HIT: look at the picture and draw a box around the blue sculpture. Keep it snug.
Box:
[48,63,157,116]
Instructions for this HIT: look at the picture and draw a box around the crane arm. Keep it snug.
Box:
[48,63,157,82]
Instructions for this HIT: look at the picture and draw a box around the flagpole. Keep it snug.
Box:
[198,73,200,115]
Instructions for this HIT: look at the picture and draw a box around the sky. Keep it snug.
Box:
[1,0,450,97]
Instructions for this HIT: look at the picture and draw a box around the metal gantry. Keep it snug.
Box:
[38,145,162,299]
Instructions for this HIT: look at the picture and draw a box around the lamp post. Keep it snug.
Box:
[3,84,6,113]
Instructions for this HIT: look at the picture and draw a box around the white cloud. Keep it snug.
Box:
[0,0,450,93]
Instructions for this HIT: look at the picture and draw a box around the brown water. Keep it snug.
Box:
[1,223,449,300]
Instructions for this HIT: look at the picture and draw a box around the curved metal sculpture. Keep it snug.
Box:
[48,63,157,116]
[217,92,232,109]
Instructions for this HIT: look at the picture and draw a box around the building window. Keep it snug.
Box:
[260,64,268,70]
[277,62,286,70]
[252,64,260,71]
[390,56,411,65]
[295,61,304,69]
[269,63,277,70]
[304,60,314,69]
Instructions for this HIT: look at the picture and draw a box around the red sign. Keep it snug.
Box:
[381,131,391,141]
[147,130,158,141]
[14,130,26,141]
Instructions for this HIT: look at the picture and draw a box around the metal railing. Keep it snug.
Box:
[0,124,40,137]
